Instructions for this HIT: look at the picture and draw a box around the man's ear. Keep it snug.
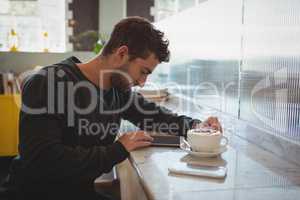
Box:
[116,45,129,63]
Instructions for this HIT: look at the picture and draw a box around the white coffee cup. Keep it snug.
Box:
[187,128,228,152]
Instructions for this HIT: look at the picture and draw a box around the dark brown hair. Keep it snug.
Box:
[101,16,170,63]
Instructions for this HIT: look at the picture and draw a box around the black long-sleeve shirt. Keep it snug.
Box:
[13,56,199,192]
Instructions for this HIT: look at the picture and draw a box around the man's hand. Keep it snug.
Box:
[118,131,154,152]
[194,116,223,133]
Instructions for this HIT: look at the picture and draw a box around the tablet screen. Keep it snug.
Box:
[151,135,180,147]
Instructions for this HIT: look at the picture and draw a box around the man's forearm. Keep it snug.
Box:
[121,92,201,136]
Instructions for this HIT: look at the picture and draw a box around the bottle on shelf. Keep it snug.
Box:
[8,28,19,52]
[42,31,49,52]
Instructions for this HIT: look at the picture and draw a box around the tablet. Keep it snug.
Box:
[151,135,180,147]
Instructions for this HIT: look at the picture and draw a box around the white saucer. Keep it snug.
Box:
[180,142,228,158]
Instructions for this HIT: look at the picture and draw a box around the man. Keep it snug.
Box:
[11,16,222,199]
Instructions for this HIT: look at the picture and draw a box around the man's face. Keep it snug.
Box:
[111,53,159,91]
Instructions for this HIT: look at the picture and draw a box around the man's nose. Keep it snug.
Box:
[137,76,147,87]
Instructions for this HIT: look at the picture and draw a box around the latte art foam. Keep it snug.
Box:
[191,128,221,136]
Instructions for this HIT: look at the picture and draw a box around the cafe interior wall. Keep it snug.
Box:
[0,51,95,74]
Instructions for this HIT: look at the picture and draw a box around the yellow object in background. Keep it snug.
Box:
[0,95,21,156]
[42,31,49,52]
[8,28,19,52]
